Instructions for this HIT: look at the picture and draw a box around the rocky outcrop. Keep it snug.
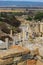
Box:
[0,46,29,65]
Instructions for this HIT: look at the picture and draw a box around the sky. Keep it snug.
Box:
[0,0,43,2]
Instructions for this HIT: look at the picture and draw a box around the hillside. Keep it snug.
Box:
[0,12,21,34]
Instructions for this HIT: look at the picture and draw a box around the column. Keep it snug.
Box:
[22,28,25,46]
[26,24,29,39]
[18,33,22,46]
[13,36,15,46]
[5,38,9,49]
[10,29,12,37]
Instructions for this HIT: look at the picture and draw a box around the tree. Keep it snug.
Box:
[26,16,32,21]
[34,12,43,21]
[0,12,21,34]
[0,13,21,27]
[1,12,7,17]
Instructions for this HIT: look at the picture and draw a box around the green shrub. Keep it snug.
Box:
[26,16,32,21]
[34,12,43,21]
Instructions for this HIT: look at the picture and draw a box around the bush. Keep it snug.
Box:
[26,16,32,21]
[34,12,43,21]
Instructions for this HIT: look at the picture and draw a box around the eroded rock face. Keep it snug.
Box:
[0,46,30,65]
[0,44,43,65]
[0,58,14,65]
[27,60,37,65]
